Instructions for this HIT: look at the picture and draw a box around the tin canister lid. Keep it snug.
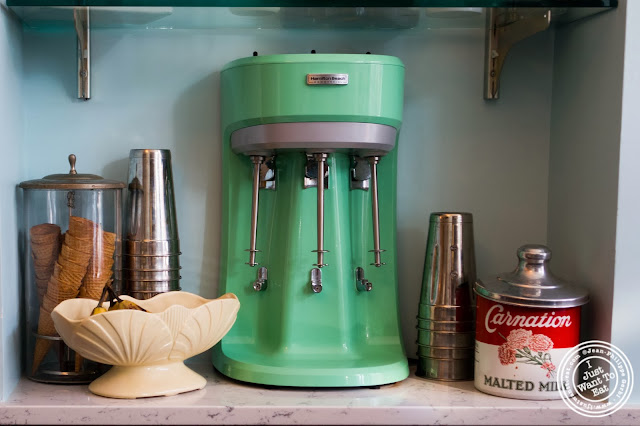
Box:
[430,212,473,223]
[474,244,589,308]
[19,154,125,190]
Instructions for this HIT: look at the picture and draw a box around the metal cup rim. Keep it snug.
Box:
[128,289,182,294]
[121,267,182,272]
[418,303,475,309]
[416,328,475,335]
[125,278,181,281]
[122,254,182,258]
[125,239,181,243]
[416,316,475,324]
[415,341,476,349]
[416,355,475,362]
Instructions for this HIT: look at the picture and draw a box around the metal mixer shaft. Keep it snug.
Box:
[312,153,329,268]
[246,155,264,267]
[368,156,385,267]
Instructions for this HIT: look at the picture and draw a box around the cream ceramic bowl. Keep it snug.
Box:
[51,291,240,399]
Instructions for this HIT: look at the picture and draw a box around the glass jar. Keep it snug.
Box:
[19,154,124,383]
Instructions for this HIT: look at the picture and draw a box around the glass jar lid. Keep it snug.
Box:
[474,244,589,308]
[19,154,125,190]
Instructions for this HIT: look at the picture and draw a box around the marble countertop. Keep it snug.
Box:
[0,364,638,425]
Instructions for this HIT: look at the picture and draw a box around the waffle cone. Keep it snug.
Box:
[84,287,106,300]
[32,243,60,263]
[103,231,116,248]
[68,216,99,239]
[33,258,55,271]
[30,223,61,244]
[31,338,53,374]
[32,306,58,374]
[30,225,62,305]
[57,258,88,274]
[78,282,109,300]
[60,244,92,266]
[63,233,93,254]
[80,276,112,300]
[44,280,78,306]
[38,306,57,336]
[86,257,115,279]
[36,278,48,304]
[75,353,83,373]
[77,286,88,299]
[42,292,57,312]
[34,265,54,280]
[80,225,116,300]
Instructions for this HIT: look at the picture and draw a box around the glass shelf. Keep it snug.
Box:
[7,4,616,30]
[4,0,619,6]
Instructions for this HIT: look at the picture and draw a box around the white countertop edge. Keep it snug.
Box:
[2,404,639,425]
[0,364,638,425]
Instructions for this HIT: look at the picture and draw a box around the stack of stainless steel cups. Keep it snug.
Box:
[120,149,181,299]
[416,212,476,380]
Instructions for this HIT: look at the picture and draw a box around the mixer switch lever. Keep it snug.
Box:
[310,268,323,293]
[253,267,268,292]
[356,267,373,292]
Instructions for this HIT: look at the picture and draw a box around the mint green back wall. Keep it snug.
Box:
[14,25,554,387]
[0,3,24,400]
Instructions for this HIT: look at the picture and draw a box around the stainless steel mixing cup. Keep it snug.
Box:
[415,344,475,359]
[122,149,181,297]
[417,357,474,381]
[419,212,476,309]
[125,149,179,242]
[120,254,181,270]
[416,317,474,332]
[124,239,181,256]
[128,280,181,299]
[416,212,476,381]
[417,304,475,322]
[121,268,182,281]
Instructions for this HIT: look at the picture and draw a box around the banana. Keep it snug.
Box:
[91,306,108,316]
[106,285,147,312]
[89,282,148,315]
[90,285,110,316]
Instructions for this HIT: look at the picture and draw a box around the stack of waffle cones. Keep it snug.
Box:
[29,224,62,305]
[78,229,116,299]
[31,216,116,374]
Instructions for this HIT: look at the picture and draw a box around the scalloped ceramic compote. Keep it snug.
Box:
[51,292,240,399]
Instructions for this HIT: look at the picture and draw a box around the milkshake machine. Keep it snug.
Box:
[212,54,408,387]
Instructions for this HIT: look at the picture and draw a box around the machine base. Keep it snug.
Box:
[212,344,409,387]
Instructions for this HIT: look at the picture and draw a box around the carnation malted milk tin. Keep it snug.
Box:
[474,245,588,400]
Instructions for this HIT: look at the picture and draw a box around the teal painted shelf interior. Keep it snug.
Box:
[7,1,617,30]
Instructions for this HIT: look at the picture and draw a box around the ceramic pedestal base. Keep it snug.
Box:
[88,362,206,399]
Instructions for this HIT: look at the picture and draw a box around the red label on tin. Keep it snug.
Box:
[475,296,580,349]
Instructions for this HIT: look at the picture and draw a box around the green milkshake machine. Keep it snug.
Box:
[212,54,409,387]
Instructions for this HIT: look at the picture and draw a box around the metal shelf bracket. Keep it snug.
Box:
[74,7,90,100]
[484,8,551,100]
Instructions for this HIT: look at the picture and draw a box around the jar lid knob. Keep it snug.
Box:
[68,154,77,175]
[517,244,551,264]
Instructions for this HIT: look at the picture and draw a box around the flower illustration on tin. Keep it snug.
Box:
[505,328,532,350]
[541,361,556,378]
[498,329,556,378]
[498,343,516,365]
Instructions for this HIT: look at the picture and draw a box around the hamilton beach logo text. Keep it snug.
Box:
[485,305,572,333]
[306,74,349,85]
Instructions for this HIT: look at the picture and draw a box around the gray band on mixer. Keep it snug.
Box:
[230,122,397,156]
